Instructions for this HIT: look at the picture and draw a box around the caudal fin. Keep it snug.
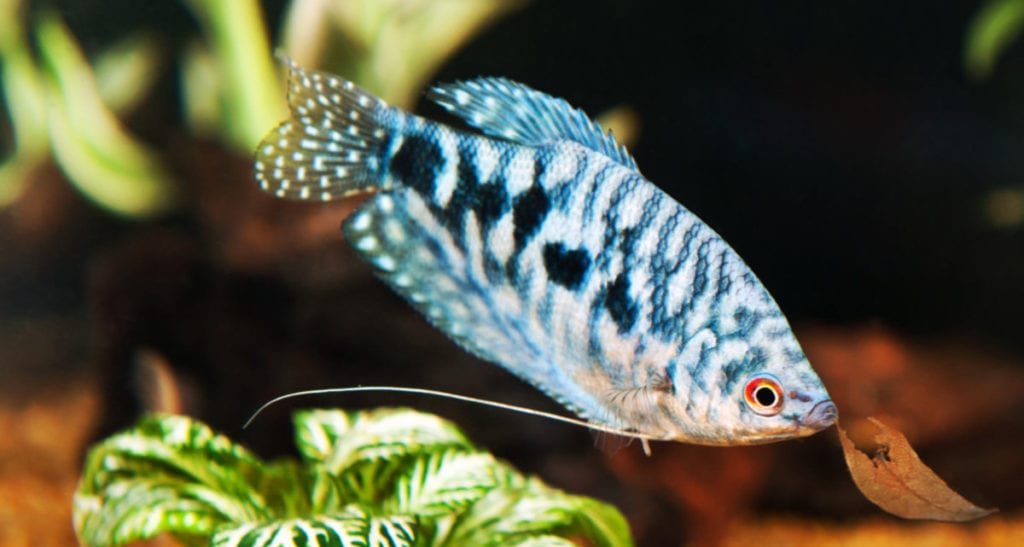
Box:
[254,56,392,201]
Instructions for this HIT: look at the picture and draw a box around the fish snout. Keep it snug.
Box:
[801,399,838,430]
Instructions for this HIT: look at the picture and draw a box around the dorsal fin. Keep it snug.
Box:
[427,77,638,170]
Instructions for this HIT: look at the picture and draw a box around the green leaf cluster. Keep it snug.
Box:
[74,409,633,547]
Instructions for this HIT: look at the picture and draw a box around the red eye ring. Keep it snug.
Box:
[744,374,784,415]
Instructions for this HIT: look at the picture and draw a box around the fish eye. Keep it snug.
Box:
[743,374,784,416]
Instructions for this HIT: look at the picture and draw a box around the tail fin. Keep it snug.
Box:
[254,56,392,201]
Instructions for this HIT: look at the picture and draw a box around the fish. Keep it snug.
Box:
[253,57,837,446]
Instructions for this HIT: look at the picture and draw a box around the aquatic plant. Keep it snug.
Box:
[964,0,1024,79]
[73,408,632,546]
[0,3,173,216]
[276,0,524,108]
[1,0,521,216]
[180,0,286,151]
[964,1,1024,227]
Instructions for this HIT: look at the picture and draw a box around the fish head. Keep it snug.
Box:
[727,359,836,444]
[655,296,836,445]
[698,331,837,445]
[691,279,836,445]
[613,331,836,446]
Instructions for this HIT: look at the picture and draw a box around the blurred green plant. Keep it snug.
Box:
[74,409,633,547]
[2,0,522,217]
[278,0,525,109]
[0,0,46,206]
[181,0,285,151]
[0,2,174,216]
[179,0,526,150]
[964,1,1024,230]
[964,0,1024,79]
[38,15,177,217]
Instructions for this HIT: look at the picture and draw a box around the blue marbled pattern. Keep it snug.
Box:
[254,59,837,445]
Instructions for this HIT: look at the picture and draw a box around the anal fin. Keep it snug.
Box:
[342,189,542,369]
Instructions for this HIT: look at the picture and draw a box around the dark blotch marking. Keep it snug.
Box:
[605,272,638,334]
[504,155,547,284]
[437,143,509,246]
[389,135,443,196]
[543,243,591,290]
[445,178,507,231]
[619,225,642,269]
[454,145,505,227]
[456,144,480,187]
[471,183,507,228]
[512,184,550,250]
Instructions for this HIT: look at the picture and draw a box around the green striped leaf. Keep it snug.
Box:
[294,408,473,473]
[74,479,220,545]
[74,414,279,545]
[438,479,632,547]
[559,495,634,547]
[212,506,421,547]
[383,449,518,519]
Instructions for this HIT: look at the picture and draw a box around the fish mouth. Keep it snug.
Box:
[799,399,838,431]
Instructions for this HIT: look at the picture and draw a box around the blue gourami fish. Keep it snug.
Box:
[254,58,837,446]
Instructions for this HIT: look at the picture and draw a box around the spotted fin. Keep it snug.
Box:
[254,57,391,201]
[427,78,638,170]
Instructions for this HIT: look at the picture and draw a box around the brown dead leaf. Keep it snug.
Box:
[837,417,996,521]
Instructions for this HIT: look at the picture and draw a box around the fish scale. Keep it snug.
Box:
[255,57,838,445]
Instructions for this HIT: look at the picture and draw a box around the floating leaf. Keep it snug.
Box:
[838,417,996,522]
